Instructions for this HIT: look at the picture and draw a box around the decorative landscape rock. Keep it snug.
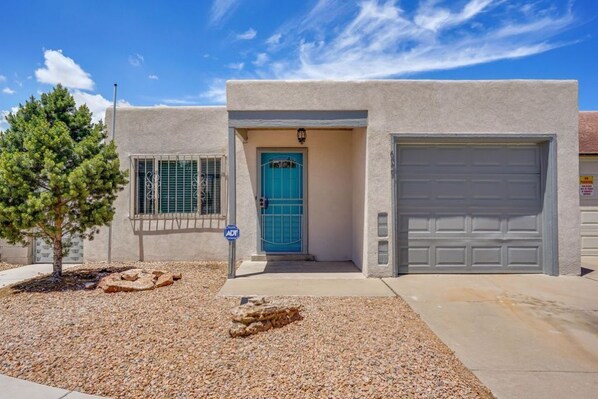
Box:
[229,297,302,337]
[98,268,181,293]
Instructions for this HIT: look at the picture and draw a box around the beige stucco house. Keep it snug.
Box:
[1,80,583,277]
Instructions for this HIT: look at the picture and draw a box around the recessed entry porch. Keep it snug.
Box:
[218,260,395,297]
[227,110,368,279]
[236,260,364,279]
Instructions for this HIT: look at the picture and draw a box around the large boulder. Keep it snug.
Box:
[229,297,302,337]
[98,269,180,293]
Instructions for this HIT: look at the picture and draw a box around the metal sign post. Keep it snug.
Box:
[227,127,237,279]
[225,225,239,279]
[107,83,117,264]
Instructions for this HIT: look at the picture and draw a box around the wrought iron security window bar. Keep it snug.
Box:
[129,154,226,220]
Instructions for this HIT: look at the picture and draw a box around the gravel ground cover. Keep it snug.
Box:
[0,261,494,399]
[0,262,22,272]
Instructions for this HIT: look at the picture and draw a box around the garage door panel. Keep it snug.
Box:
[507,179,541,200]
[581,207,598,255]
[471,179,505,200]
[399,246,431,267]
[436,214,466,232]
[508,147,541,168]
[398,174,540,208]
[398,179,433,200]
[435,246,467,267]
[471,147,504,167]
[396,143,544,274]
[399,241,542,272]
[397,146,433,167]
[471,246,502,267]
[581,209,598,224]
[471,214,502,232]
[507,214,540,233]
[398,214,432,233]
[435,148,468,166]
[399,212,541,237]
[506,246,541,267]
[397,145,540,174]
[436,180,468,199]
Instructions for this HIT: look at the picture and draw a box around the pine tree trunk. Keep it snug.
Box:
[52,238,63,279]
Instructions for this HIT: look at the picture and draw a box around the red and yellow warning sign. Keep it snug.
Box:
[580,175,594,196]
[580,176,594,185]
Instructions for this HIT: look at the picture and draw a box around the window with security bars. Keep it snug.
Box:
[132,155,224,218]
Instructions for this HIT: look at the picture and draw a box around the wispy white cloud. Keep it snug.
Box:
[300,0,353,32]
[210,0,239,26]
[2,87,15,94]
[226,62,245,70]
[71,90,131,123]
[253,53,269,66]
[129,53,144,67]
[199,0,578,103]
[148,74,159,80]
[265,0,577,80]
[35,49,95,90]
[0,75,6,82]
[236,28,257,40]
[414,0,494,32]
[266,33,282,47]
[200,79,226,104]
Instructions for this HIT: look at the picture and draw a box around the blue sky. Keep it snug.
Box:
[0,0,597,129]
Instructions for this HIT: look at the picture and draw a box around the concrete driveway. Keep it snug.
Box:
[384,268,598,399]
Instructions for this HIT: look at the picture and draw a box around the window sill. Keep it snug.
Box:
[129,214,226,221]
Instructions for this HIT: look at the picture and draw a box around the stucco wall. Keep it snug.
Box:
[239,129,354,261]
[351,128,367,269]
[86,106,231,262]
[227,80,580,276]
[0,239,32,264]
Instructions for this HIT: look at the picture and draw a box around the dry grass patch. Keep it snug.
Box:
[0,261,493,399]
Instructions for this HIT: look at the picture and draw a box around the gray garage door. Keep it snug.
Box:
[35,235,84,264]
[396,143,544,273]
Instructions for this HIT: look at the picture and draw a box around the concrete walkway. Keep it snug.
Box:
[0,374,107,399]
[384,270,598,399]
[219,261,395,296]
[0,263,80,289]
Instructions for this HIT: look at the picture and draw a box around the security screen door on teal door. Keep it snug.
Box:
[260,152,304,253]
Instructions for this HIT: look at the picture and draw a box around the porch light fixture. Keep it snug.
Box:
[297,128,306,145]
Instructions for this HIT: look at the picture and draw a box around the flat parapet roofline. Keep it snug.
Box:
[228,110,367,129]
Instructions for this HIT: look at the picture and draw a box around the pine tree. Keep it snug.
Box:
[0,85,128,278]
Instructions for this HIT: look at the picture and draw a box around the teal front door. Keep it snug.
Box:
[259,151,304,253]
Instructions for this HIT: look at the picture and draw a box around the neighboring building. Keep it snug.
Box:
[0,238,30,265]
[80,80,580,277]
[0,80,581,276]
[579,112,598,257]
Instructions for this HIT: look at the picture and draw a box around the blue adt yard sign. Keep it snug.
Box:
[224,225,240,241]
